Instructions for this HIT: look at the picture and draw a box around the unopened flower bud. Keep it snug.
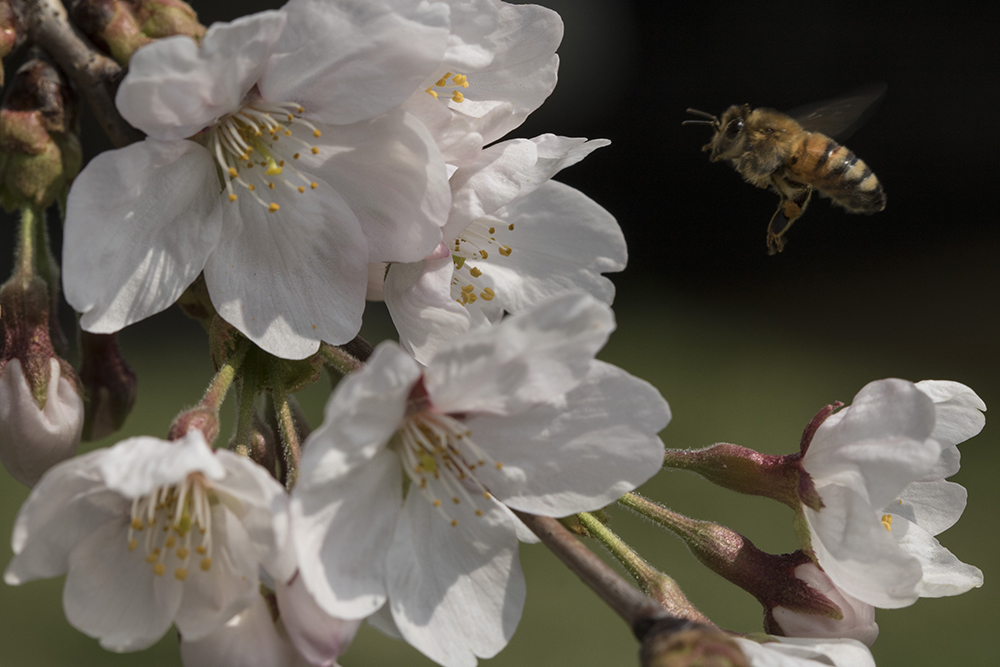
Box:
[70,0,205,66]
[641,620,749,667]
[1,277,83,486]
[0,0,27,86]
[168,406,219,444]
[0,55,81,212]
[78,331,137,440]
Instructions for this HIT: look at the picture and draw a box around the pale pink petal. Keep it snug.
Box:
[63,139,223,335]
[180,594,303,667]
[771,564,878,646]
[276,575,362,667]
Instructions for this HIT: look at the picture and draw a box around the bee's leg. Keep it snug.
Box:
[766,184,812,254]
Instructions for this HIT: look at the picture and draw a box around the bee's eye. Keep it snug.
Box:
[726,118,744,137]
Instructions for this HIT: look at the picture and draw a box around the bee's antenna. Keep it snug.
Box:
[682,108,718,127]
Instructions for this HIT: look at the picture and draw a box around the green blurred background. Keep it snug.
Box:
[1,0,997,665]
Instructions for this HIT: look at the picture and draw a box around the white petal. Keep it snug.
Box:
[63,139,223,334]
[276,575,362,667]
[261,0,449,125]
[301,342,420,474]
[0,359,83,487]
[771,563,878,646]
[424,292,614,416]
[212,451,295,582]
[302,110,449,263]
[470,361,668,516]
[402,90,485,165]
[180,594,302,667]
[64,518,183,651]
[174,505,258,641]
[446,135,609,238]
[118,13,286,140]
[447,3,562,145]
[892,478,967,535]
[894,518,983,597]
[204,176,368,359]
[384,248,471,364]
[476,180,626,313]
[5,449,125,584]
[915,380,986,449]
[439,0,501,71]
[293,448,402,619]
[806,484,923,608]
[98,431,225,499]
[733,636,876,667]
[387,490,524,667]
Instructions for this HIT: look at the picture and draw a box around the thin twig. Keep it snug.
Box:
[512,510,668,639]
[26,0,143,147]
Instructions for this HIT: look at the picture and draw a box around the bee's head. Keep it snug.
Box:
[702,104,750,162]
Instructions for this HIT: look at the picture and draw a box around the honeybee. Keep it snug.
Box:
[684,86,887,254]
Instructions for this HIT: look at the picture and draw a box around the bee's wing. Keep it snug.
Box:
[786,83,887,141]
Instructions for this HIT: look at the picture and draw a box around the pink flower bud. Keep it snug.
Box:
[0,357,83,486]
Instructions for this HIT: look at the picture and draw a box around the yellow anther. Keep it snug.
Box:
[480,288,495,301]
[228,167,238,177]
[145,553,158,563]
[174,568,188,581]
[297,106,304,113]
[311,147,320,154]
[453,74,468,87]
[176,547,190,560]
[433,499,442,507]
[313,129,322,138]
[153,563,166,577]
[128,539,138,552]
[131,517,144,530]
[451,91,464,103]
[498,245,512,257]
[284,130,292,136]
[508,223,514,231]
[164,536,176,549]
[495,462,503,469]
[483,491,492,499]
[488,227,495,234]
[293,152,300,159]
[461,284,475,293]
[248,184,256,191]
[298,186,305,193]
[425,88,438,99]
[310,182,318,189]
[196,545,207,555]
[200,557,213,571]
[475,510,484,516]
[229,194,237,202]
[881,514,893,532]
[450,519,458,527]
[435,76,450,87]
[279,160,285,166]
[268,203,280,213]
[287,114,294,121]
[480,250,489,259]
[268,182,275,190]
[452,497,460,504]
[470,267,482,278]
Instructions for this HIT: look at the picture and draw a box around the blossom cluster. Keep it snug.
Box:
[0,1,988,667]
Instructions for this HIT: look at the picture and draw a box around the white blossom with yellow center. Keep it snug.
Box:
[799,379,985,609]
[4,430,293,652]
[291,292,671,667]
[63,0,454,360]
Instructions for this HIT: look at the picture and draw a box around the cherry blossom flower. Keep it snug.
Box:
[62,0,453,359]
[733,636,876,667]
[771,563,879,647]
[0,358,83,487]
[291,292,669,666]
[383,134,625,362]
[801,379,985,609]
[4,430,293,651]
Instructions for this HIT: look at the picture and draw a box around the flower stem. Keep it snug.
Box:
[14,207,38,282]
[577,512,713,626]
[233,370,258,454]
[511,510,669,640]
[201,338,250,412]
[318,335,373,375]
[272,388,301,490]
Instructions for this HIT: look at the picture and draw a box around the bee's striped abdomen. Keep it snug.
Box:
[788,133,886,214]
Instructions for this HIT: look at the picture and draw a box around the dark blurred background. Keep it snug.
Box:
[1,1,998,666]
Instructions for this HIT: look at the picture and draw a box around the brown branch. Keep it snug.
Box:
[26,0,143,147]
[512,510,669,639]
